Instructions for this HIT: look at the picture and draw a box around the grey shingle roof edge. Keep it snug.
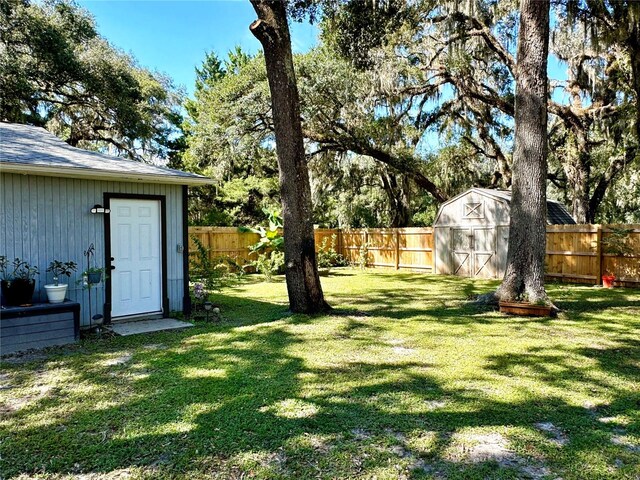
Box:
[0,122,213,186]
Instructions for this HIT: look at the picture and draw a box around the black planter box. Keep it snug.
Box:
[1,279,36,306]
[1,301,80,355]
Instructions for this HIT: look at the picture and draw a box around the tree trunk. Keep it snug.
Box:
[588,148,634,222]
[495,0,551,304]
[627,15,640,143]
[380,170,412,227]
[249,0,329,313]
[563,139,591,224]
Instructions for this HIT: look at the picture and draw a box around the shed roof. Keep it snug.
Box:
[435,188,576,225]
[0,122,212,186]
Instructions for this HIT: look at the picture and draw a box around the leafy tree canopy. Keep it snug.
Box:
[0,0,184,161]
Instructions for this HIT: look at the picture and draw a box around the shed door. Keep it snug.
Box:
[452,228,472,276]
[472,227,497,278]
[110,199,163,318]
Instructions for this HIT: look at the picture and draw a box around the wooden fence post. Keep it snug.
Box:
[208,230,214,263]
[395,229,400,270]
[596,224,603,285]
[363,230,368,267]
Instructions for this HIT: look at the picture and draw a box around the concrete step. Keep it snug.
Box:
[110,318,193,336]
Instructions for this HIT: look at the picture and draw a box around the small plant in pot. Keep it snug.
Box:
[84,267,106,285]
[45,260,77,303]
[0,256,39,306]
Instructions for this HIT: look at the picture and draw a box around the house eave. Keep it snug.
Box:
[0,162,213,186]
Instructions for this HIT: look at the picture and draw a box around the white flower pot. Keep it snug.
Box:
[44,284,68,304]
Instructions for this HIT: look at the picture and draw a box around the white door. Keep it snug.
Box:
[110,198,162,318]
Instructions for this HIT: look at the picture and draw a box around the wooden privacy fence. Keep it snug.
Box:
[188,227,260,266]
[339,228,435,271]
[546,224,640,286]
[188,224,640,286]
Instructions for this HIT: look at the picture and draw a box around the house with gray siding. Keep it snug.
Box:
[0,122,211,327]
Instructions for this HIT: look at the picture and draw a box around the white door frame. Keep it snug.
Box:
[105,194,167,322]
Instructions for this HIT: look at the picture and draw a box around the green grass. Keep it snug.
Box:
[1,269,639,479]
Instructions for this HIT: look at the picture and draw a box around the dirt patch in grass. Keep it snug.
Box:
[535,422,569,446]
[2,351,50,364]
[102,353,133,367]
[444,431,553,479]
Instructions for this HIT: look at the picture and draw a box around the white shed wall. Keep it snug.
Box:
[0,173,186,326]
[434,191,511,279]
[434,191,511,227]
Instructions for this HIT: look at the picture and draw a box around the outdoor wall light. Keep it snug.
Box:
[90,204,111,214]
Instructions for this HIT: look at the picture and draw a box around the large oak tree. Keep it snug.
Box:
[495,0,551,304]
[249,0,329,313]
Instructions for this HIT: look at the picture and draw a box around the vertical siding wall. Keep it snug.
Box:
[0,173,185,326]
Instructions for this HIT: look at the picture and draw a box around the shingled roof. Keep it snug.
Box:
[0,122,212,186]
[472,188,576,225]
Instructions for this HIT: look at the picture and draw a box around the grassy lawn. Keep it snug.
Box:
[1,270,639,479]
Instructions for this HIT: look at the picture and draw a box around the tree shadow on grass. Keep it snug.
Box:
[2,277,640,478]
[485,338,640,399]
[327,287,503,327]
[3,323,639,478]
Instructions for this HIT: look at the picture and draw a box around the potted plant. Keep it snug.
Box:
[0,256,39,306]
[84,266,106,285]
[602,270,616,288]
[45,260,77,303]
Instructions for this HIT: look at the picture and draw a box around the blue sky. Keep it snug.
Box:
[77,1,319,96]
[78,1,567,100]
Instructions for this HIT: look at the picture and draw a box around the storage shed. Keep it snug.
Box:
[434,188,575,279]
[0,122,212,330]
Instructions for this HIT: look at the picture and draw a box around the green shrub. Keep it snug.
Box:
[241,207,284,254]
[190,235,242,292]
[601,227,634,256]
[356,242,370,270]
[252,251,285,282]
[317,234,346,268]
